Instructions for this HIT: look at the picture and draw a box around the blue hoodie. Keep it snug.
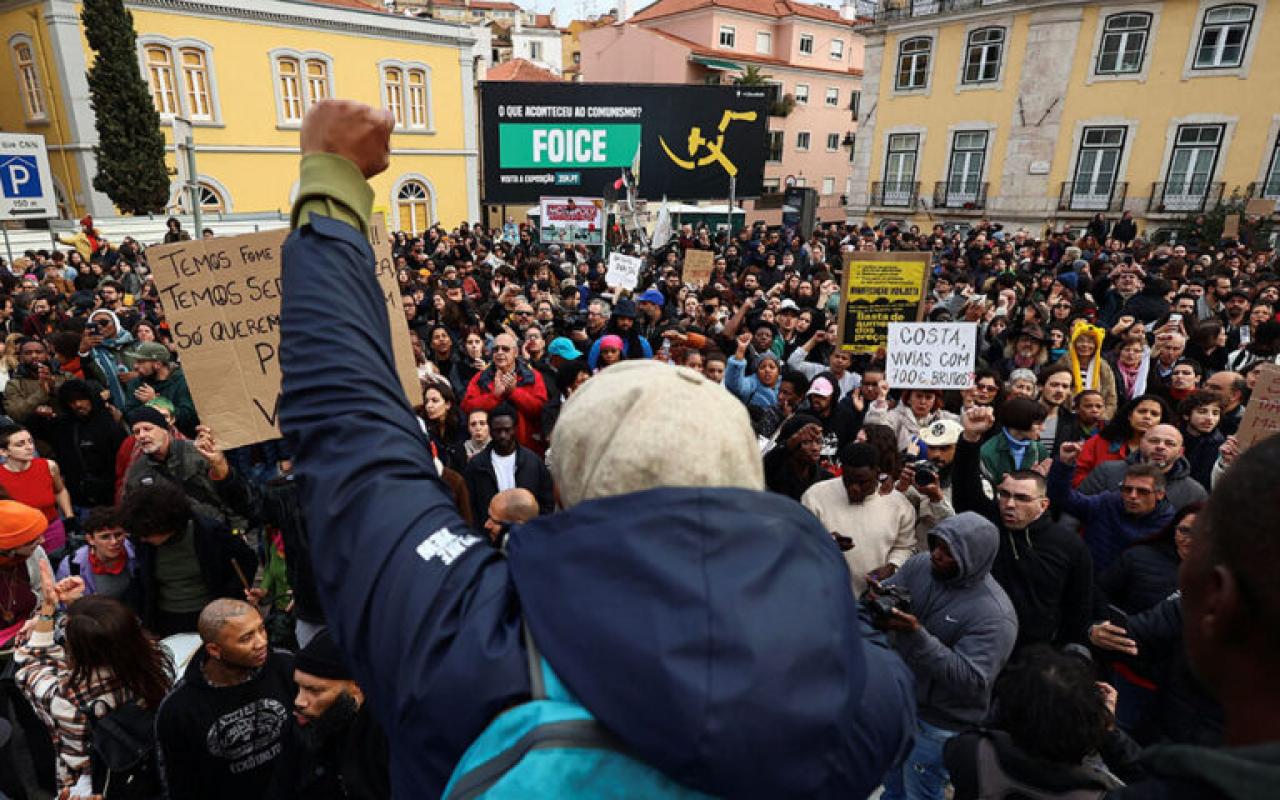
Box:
[279,215,915,799]
[1047,459,1175,572]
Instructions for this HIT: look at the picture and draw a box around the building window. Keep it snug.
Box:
[397,179,432,233]
[896,37,931,90]
[822,176,836,195]
[406,69,428,128]
[796,131,811,151]
[756,31,771,54]
[794,84,809,104]
[762,177,781,192]
[383,66,404,126]
[719,26,735,48]
[826,132,840,151]
[849,90,861,119]
[830,38,844,59]
[1096,13,1151,74]
[945,130,988,203]
[1164,124,1224,208]
[766,130,784,162]
[799,34,814,55]
[1072,126,1127,209]
[179,48,212,119]
[962,27,1004,84]
[883,133,919,206]
[277,57,303,122]
[176,181,227,214]
[145,45,178,116]
[1194,4,1254,68]
[306,59,329,105]
[10,38,46,121]
[824,87,839,107]
[529,41,542,61]
[1264,136,1280,198]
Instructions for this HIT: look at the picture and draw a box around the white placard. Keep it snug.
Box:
[886,322,978,389]
[605,252,642,291]
[0,133,57,221]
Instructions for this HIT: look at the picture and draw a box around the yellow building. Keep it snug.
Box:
[850,0,1280,234]
[0,0,480,231]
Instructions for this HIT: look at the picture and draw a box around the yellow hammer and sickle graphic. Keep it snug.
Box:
[658,109,759,176]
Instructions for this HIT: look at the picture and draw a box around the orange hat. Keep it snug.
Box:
[0,501,49,552]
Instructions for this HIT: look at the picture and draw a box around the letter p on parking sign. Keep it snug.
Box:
[0,133,57,221]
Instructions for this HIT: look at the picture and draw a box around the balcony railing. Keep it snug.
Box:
[1147,182,1225,214]
[932,181,988,210]
[1058,181,1128,212]
[863,0,985,26]
[871,181,919,208]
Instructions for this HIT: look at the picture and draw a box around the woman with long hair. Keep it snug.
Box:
[420,383,466,471]
[449,330,488,397]
[1072,394,1171,487]
[17,563,172,798]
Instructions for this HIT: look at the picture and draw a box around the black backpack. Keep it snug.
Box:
[81,699,162,799]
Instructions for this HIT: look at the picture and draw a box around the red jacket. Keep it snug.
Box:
[462,363,548,454]
[1071,432,1129,487]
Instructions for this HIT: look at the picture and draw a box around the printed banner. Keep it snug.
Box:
[836,252,930,354]
[538,196,605,246]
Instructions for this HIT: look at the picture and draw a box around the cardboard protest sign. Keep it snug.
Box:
[149,216,418,448]
[886,322,978,389]
[682,248,715,285]
[835,252,930,354]
[1223,214,1240,239]
[1237,362,1280,451]
[369,213,426,406]
[606,252,642,291]
[1245,198,1276,217]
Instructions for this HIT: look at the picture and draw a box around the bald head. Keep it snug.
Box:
[197,598,258,644]
[485,488,539,541]
[1141,424,1184,471]
[1205,370,1246,410]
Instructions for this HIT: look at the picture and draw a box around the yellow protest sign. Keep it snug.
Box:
[835,252,931,354]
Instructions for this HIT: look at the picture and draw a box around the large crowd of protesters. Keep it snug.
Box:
[0,103,1278,799]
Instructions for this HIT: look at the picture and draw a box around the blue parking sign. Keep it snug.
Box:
[0,155,42,198]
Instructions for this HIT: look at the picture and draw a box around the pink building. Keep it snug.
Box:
[580,0,864,218]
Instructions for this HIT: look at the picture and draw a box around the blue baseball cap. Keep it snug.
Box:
[547,337,582,360]
[637,289,666,306]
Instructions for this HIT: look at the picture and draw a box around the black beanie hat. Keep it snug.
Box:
[128,406,169,430]
[295,629,351,681]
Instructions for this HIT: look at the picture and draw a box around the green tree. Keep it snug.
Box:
[1172,187,1273,252]
[734,64,772,86]
[81,0,170,215]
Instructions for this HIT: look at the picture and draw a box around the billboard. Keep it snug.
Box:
[481,83,768,203]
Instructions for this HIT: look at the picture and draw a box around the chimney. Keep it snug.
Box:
[839,0,856,20]
[618,0,631,22]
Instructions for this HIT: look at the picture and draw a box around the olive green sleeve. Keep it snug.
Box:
[289,153,374,235]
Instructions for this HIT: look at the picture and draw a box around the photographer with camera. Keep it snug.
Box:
[953,405,1094,650]
[893,419,961,551]
[870,510,1018,800]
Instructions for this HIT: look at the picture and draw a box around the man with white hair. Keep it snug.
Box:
[279,99,914,799]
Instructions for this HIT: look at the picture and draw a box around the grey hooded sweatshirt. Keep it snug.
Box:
[883,511,1018,731]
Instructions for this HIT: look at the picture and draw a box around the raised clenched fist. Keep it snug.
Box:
[301,99,394,179]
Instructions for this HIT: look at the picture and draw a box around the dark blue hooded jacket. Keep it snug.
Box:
[279,215,915,798]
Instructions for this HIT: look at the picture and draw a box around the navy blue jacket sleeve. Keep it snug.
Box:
[279,216,529,796]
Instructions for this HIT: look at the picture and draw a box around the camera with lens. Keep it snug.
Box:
[910,459,937,487]
[864,584,913,624]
